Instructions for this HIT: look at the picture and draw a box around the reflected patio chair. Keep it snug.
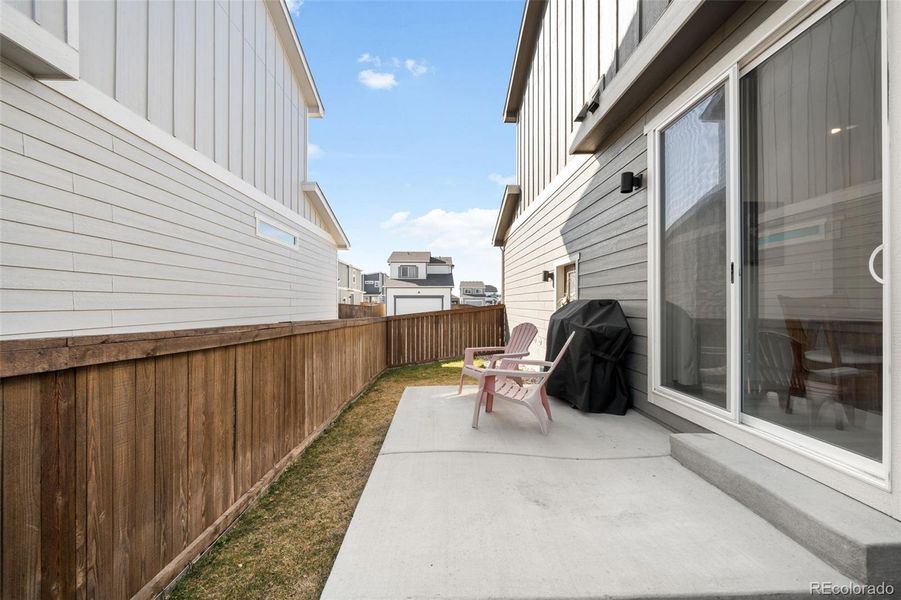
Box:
[778,295,881,429]
[471,332,575,435]
[458,322,538,394]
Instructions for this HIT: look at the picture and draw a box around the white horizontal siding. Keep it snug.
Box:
[76,0,317,223]
[0,60,337,339]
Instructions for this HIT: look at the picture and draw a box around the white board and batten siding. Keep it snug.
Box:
[503,0,764,416]
[0,0,341,339]
[76,0,320,223]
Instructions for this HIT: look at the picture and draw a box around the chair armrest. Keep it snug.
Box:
[487,351,529,366]
[467,346,507,353]
[464,346,507,367]
[503,358,553,367]
[482,368,550,379]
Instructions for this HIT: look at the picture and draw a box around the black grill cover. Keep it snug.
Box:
[545,299,633,414]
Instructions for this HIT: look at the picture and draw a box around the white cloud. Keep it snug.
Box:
[357,53,381,67]
[308,143,323,159]
[488,173,516,186]
[380,208,500,283]
[380,211,410,228]
[285,0,303,16]
[404,59,428,77]
[358,69,398,90]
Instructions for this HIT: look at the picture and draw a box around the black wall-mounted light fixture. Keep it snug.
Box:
[620,171,642,193]
[542,270,554,283]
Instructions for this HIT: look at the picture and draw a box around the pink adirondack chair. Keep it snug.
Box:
[458,322,538,394]
[471,331,576,434]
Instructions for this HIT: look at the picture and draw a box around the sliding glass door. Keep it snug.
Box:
[659,86,729,410]
[652,0,885,470]
[740,0,883,461]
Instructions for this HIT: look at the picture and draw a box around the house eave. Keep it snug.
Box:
[266,0,325,118]
[302,182,350,249]
[568,0,744,154]
[502,0,547,124]
[492,184,521,247]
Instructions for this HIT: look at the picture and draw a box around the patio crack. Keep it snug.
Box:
[379,449,671,461]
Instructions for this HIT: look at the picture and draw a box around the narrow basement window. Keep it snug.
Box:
[256,215,298,249]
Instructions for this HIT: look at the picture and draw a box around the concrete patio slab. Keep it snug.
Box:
[322,386,860,600]
[381,385,672,459]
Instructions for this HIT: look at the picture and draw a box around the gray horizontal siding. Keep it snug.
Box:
[504,2,776,415]
[0,60,336,339]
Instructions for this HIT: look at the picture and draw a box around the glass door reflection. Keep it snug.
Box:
[740,0,883,461]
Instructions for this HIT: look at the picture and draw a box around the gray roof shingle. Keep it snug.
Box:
[384,273,455,288]
[388,251,431,263]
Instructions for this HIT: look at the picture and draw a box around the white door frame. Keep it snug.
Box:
[645,0,892,489]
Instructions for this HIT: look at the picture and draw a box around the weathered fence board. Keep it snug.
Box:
[0,306,503,599]
[338,303,386,319]
[386,305,505,366]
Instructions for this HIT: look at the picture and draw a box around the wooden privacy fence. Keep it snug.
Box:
[338,302,386,319]
[0,304,504,599]
[386,305,506,366]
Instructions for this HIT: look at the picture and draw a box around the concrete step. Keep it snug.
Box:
[671,433,901,586]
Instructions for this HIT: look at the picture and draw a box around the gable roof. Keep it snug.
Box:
[384,273,455,288]
[460,281,485,288]
[388,251,431,263]
[267,0,324,117]
[431,256,454,265]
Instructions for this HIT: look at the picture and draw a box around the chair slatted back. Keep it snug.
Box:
[497,323,538,371]
[507,322,538,354]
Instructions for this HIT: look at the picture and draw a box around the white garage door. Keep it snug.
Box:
[394,296,444,315]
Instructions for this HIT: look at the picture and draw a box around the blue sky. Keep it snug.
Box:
[291,0,523,288]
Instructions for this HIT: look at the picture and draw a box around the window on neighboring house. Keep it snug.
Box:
[255,215,298,248]
[398,265,418,278]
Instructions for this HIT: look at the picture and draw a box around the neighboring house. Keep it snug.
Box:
[494,0,900,522]
[337,260,363,304]
[459,280,487,306]
[363,272,388,304]
[0,0,349,339]
[485,284,500,305]
[383,251,454,316]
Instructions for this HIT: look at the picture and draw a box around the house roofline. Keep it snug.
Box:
[502,0,547,123]
[337,259,363,271]
[302,182,350,249]
[267,0,325,118]
[492,184,521,246]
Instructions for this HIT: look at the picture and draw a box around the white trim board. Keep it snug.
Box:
[42,77,344,249]
[505,153,592,242]
[1,2,79,79]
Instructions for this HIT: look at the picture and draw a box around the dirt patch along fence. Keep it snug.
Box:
[338,302,386,319]
[0,305,504,599]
